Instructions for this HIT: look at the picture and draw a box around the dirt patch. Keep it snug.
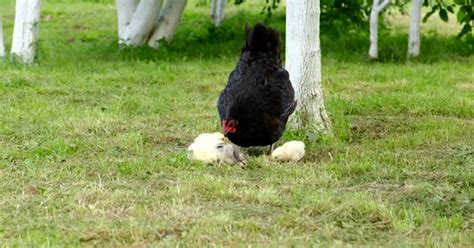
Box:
[457,83,474,91]
[349,115,414,142]
[343,80,408,94]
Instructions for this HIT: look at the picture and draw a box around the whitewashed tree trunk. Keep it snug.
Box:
[368,0,390,60]
[147,0,187,47]
[286,0,332,132]
[116,0,139,44]
[408,0,422,58]
[211,0,225,27]
[0,16,6,58]
[116,0,162,46]
[11,0,42,64]
[116,0,187,47]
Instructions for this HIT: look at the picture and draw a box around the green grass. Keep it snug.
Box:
[1,0,473,246]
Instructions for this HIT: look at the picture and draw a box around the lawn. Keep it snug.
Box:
[0,0,473,246]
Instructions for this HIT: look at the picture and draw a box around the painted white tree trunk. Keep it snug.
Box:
[286,0,332,132]
[0,16,6,58]
[11,0,42,64]
[408,0,422,58]
[116,0,139,44]
[116,0,162,46]
[368,0,390,60]
[211,0,225,27]
[148,0,187,47]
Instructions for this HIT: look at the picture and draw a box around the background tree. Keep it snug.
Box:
[423,0,473,39]
[148,0,188,48]
[408,0,422,57]
[369,0,391,59]
[0,16,5,58]
[11,0,42,64]
[211,0,226,27]
[116,0,187,47]
[286,0,332,133]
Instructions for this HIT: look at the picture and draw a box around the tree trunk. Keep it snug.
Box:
[369,0,390,60]
[116,0,162,46]
[116,0,139,44]
[11,0,42,64]
[147,0,187,47]
[408,0,422,58]
[0,16,6,58]
[286,0,332,132]
[211,0,225,27]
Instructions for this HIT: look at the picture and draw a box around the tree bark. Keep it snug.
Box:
[0,16,6,58]
[116,0,139,44]
[116,0,162,46]
[286,0,332,132]
[147,0,187,47]
[408,0,422,58]
[11,0,42,64]
[211,0,225,27]
[369,0,390,60]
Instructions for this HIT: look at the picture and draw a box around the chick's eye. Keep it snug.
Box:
[216,144,224,149]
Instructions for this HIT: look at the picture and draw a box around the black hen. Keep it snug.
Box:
[217,23,296,147]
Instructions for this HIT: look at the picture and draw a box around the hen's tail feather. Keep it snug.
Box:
[245,23,281,56]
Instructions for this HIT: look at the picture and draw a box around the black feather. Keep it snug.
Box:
[245,23,281,56]
[217,23,296,147]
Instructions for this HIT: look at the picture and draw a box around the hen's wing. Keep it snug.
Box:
[281,100,297,122]
[262,67,296,119]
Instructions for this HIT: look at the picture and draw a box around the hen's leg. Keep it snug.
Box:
[270,144,275,154]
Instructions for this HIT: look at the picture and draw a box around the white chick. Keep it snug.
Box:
[187,132,246,165]
[187,132,224,160]
[192,132,225,145]
[187,133,223,163]
[271,141,305,162]
[214,143,246,165]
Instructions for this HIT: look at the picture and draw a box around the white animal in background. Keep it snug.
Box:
[187,132,246,165]
[271,141,305,162]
